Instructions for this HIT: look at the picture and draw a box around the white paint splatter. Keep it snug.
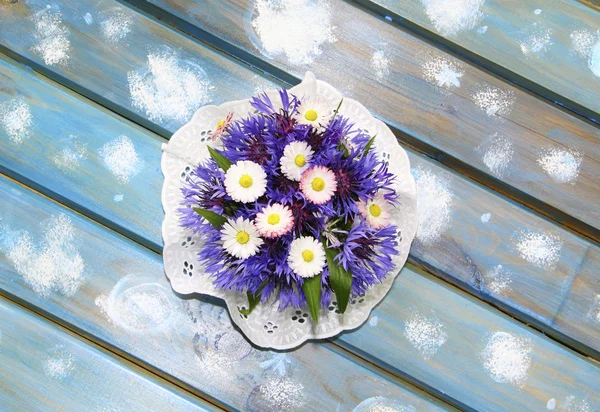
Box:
[99,136,142,184]
[520,24,553,57]
[480,213,491,223]
[471,86,515,117]
[371,50,391,81]
[587,294,600,324]
[113,194,124,202]
[484,265,512,296]
[31,7,71,66]
[252,0,337,65]
[422,56,464,89]
[534,9,542,15]
[7,214,84,297]
[570,30,598,58]
[53,137,87,172]
[589,41,600,78]
[562,396,591,412]
[44,350,75,379]
[247,376,305,412]
[403,311,448,360]
[83,12,93,25]
[477,133,514,178]
[413,167,453,245]
[128,49,213,124]
[420,0,484,37]
[353,397,416,412]
[547,398,556,410]
[477,25,488,34]
[514,229,562,270]
[369,316,379,327]
[96,276,176,333]
[100,12,133,43]
[259,353,292,376]
[537,147,583,185]
[0,97,33,143]
[481,331,532,387]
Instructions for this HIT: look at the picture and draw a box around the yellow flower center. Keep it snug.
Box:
[239,174,253,188]
[305,109,318,121]
[369,204,382,217]
[236,231,250,244]
[302,249,314,262]
[294,154,306,167]
[217,119,225,128]
[311,177,325,192]
[267,213,280,225]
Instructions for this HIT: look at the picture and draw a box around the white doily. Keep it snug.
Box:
[161,72,417,349]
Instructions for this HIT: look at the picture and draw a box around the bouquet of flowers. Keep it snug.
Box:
[178,88,401,323]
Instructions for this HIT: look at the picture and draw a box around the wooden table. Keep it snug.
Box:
[0,1,599,410]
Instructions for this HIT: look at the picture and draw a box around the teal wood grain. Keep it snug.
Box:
[137,0,600,237]
[1,49,599,359]
[0,177,598,412]
[362,0,600,120]
[0,176,450,412]
[0,0,272,133]
[0,298,218,411]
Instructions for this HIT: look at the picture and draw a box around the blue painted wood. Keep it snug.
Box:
[0,176,449,411]
[358,0,600,121]
[0,176,597,411]
[0,297,218,411]
[129,0,600,240]
[1,49,598,362]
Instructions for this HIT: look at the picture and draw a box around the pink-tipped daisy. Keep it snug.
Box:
[255,203,294,238]
[300,165,337,205]
[357,191,392,229]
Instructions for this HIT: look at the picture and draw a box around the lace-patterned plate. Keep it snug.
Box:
[161,72,418,350]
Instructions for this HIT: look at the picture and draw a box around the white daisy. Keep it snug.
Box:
[300,165,337,205]
[221,217,263,259]
[296,97,333,128]
[224,160,267,203]
[280,141,314,181]
[255,203,294,238]
[357,191,392,229]
[288,236,326,278]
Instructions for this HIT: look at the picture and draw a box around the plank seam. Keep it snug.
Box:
[349,0,600,127]
[113,0,600,245]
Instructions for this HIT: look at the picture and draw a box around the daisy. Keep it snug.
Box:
[255,203,294,238]
[280,141,314,181]
[288,236,326,278]
[300,165,337,205]
[224,160,267,203]
[210,112,233,141]
[357,191,392,229]
[296,97,332,128]
[221,217,263,259]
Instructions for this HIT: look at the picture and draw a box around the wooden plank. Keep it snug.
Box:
[126,0,600,239]
[0,297,218,411]
[0,176,450,412]
[1,46,599,360]
[356,0,600,122]
[0,0,272,135]
[1,177,598,412]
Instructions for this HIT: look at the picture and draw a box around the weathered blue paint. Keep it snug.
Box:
[0,176,449,412]
[0,297,218,411]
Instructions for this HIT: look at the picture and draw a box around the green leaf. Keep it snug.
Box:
[333,98,344,117]
[302,274,322,324]
[239,280,269,317]
[325,247,352,313]
[363,134,376,156]
[207,146,232,172]
[193,208,227,229]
